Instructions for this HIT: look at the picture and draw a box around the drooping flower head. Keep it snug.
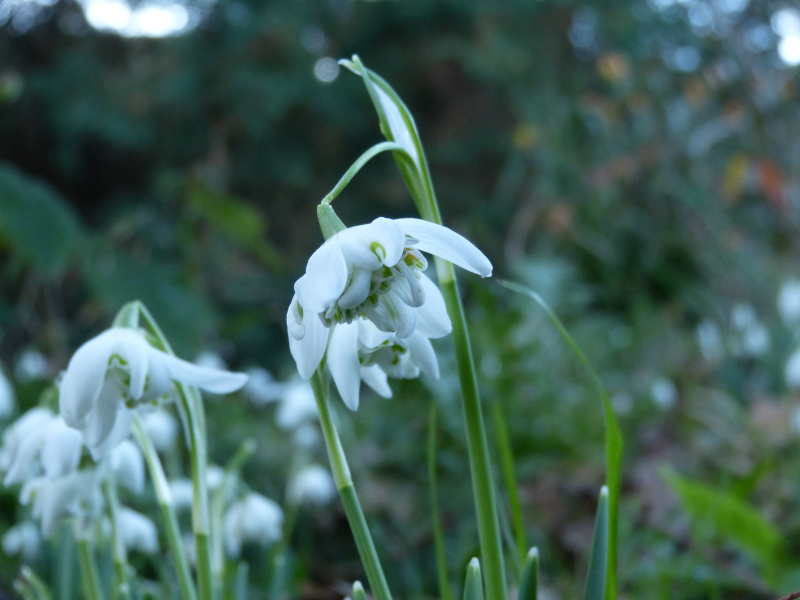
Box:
[60,327,248,458]
[288,216,491,408]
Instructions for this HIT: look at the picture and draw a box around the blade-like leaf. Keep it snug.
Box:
[584,487,610,600]
[499,279,622,600]
[518,547,539,600]
[463,558,484,600]
[353,581,368,600]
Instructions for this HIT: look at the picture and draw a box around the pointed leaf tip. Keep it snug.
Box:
[463,557,484,600]
[352,581,367,600]
[519,547,539,600]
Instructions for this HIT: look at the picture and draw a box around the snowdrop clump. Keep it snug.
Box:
[288,216,492,409]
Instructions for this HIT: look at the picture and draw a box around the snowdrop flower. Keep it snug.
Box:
[731,303,770,358]
[118,507,158,554]
[15,350,48,383]
[169,479,194,510]
[140,407,178,453]
[2,521,41,561]
[195,351,228,371]
[778,279,800,326]
[696,320,723,363]
[21,469,102,536]
[109,439,144,494]
[288,217,491,406]
[0,365,14,420]
[223,493,283,557]
[288,464,336,505]
[59,327,248,459]
[292,423,320,448]
[244,367,283,406]
[650,378,677,410]
[275,379,318,430]
[786,348,800,389]
[2,408,83,487]
[327,319,439,409]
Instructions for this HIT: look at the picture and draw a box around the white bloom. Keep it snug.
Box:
[786,348,800,389]
[223,493,283,557]
[140,407,178,453]
[118,507,158,554]
[195,351,228,370]
[778,279,800,326]
[275,379,317,430]
[327,319,439,410]
[169,478,194,510]
[110,440,144,494]
[206,465,225,491]
[288,465,336,505]
[2,408,83,487]
[288,217,491,407]
[731,303,770,358]
[59,327,248,458]
[21,469,102,536]
[0,365,14,420]
[650,378,677,410]
[2,522,41,561]
[244,367,284,406]
[292,423,320,448]
[696,320,723,362]
[15,350,48,383]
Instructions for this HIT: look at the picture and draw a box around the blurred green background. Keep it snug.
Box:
[2,0,800,598]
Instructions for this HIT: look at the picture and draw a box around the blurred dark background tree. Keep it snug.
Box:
[2,0,800,598]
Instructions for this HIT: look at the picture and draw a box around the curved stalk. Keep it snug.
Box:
[310,368,392,600]
[74,522,104,600]
[102,479,131,600]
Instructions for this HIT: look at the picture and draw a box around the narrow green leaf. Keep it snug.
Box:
[584,487,610,600]
[518,548,539,600]
[352,581,368,600]
[463,558,484,600]
[661,469,782,569]
[498,279,622,600]
[20,566,53,600]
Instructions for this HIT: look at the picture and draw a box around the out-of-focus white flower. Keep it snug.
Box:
[244,367,283,406]
[59,327,248,459]
[21,469,102,536]
[650,378,677,410]
[207,465,225,491]
[140,407,178,453]
[287,217,491,396]
[786,348,800,389]
[169,479,194,510]
[224,493,283,557]
[0,365,14,420]
[731,303,770,358]
[275,379,318,431]
[778,279,800,326]
[327,319,439,410]
[611,391,633,415]
[696,320,723,362]
[15,350,48,383]
[195,351,228,371]
[292,423,320,448]
[288,465,336,505]
[118,507,158,554]
[2,408,83,487]
[109,440,144,495]
[2,521,41,561]
[789,405,800,434]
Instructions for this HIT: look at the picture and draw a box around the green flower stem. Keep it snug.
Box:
[320,141,410,207]
[74,523,104,600]
[133,416,198,600]
[491,401,527,563]
[347,58,507,600]
[439,277,507,600]
[101,480,131,600]
[427,404,452,600]
[132,302,215,600]
[310,368,392,600]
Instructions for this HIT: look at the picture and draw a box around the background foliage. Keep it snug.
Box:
[1,0,800,598]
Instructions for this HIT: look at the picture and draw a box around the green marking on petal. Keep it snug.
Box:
[370,241,387,261]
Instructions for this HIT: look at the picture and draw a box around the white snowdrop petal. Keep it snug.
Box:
[287,294,305,341]
[82,382,123,451]
[357,319,392,350]
[414,275,452,339]
[406,334,440,379]
[328,323,362,411]
[295,242,349,314]
[0,367,14,420]
[158,352,248,394]
[119,507,159,554]
[114,329,151,400]
[289,313,328,379]
[59,330,116,428]
[337,267,373,310]
[373,86,420,166]
[88,405,134,461]
[395,218,492,278]
[110,440,144,495]
[360,365,392,398]
[41,421,82,480]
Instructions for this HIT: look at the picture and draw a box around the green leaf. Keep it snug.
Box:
[584,487,609,600]
[0,162,83,279]
[661,469,782,570]
[352,581,368,600]
[498,279,622,600]
[463,558,484,600]
[518,548,539,600]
